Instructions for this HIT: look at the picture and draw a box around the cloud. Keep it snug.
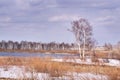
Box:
[28,0,58,10]
[92,16,115,26]
[8,0,57,10]
[96,16,114,22]
[57,0,120,9]
[49,14,80,22]
[0,0,120,44]
[14,0,30,10]
[0,16,11,22]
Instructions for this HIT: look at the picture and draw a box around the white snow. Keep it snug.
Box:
[0,66,49,79]
[65,72,109,80]
[52,58,94,65]
[52,58,120,67]
[0,66,25,78]
[107,59,120,67]
[53,58,63,62]
[0,66,109,80]
[51,72,109,80]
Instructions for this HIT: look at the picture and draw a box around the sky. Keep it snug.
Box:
[0,0,120,45]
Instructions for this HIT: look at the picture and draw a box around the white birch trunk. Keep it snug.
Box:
[82,30,86,59]
[78,43,81,58]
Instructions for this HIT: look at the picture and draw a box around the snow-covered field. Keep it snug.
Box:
[0,66,49,80]
[0,53,119,80]
[52,58,120,67]
[0,66,109,80]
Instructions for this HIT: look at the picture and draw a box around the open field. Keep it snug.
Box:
[0,48,120,80]
[0,57,119,80]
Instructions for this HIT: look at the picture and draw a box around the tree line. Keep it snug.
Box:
[0,40,76,51]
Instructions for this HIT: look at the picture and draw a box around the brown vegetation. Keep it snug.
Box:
[0,57,119,80]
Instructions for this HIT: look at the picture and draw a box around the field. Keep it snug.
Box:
[0,56,119,80]
[0,48,120,80]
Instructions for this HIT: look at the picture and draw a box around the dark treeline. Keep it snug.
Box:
[0,40,76,51]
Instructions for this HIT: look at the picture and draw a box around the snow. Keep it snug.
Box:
[0,57,119,79]
[0,66,109,80]
[0,66,25,78]
[107,59,120,67]
[52,58,93,65]
[50,72,109,80]
[53,58,63,62]
[65,72,109,80]
[0,66,49,79]
[52,58,120,67]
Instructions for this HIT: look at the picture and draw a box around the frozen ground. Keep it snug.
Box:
[0,66,49,80]
[0,66,109,80]
[52,58,120,67]
[107,59,120,66]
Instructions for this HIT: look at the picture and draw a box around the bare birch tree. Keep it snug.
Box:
[70,18,93,59]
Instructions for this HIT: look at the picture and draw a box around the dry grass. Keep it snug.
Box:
[74,64,120,80]
[91,50,120,59]
[22,57,72,77]
[0,57,119,80]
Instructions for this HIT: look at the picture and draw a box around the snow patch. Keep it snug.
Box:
[53,72,109,80]
[66,72,109,80]
[107,59,120,66]
[52,58,120,67]
[0,66,109,80]
[0,66,49,79]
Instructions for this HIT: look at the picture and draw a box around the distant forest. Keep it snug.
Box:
[0,40,120,53]
[0,40,75,51]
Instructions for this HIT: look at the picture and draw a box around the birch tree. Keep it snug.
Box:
[70,18,93,59]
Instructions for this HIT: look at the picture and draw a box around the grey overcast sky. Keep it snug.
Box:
[0,0,120,45]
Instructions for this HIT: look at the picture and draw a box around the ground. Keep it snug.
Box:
[0,55,119,80]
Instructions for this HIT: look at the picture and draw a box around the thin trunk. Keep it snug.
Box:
[82,30,86,59]
[78,43,81,58]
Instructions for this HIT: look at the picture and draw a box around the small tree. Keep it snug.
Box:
[104,43,113,51]
[117,41,120,53]
[69,18,93,59]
